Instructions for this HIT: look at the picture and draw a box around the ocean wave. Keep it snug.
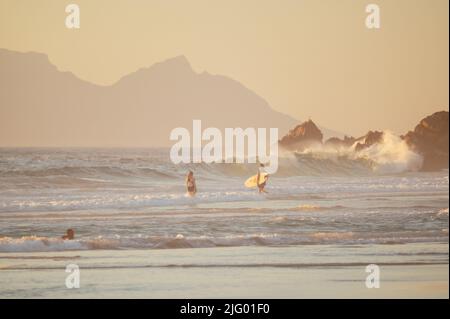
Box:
[289,131,424,175]
[0,138,431,186]
[291,204,333,211]
[437,208,449,216]
[1,230,448,253]
[0,190,271,212]
[0,165,178,180]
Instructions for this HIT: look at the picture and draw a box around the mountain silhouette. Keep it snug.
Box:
[0,48,339,147]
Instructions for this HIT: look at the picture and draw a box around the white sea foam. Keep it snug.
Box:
[0,149,447,254]
[297,131,423,174]
[0,229,447,253]
[356,131,423,173]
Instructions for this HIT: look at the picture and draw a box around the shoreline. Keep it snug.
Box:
[0,244,448,298]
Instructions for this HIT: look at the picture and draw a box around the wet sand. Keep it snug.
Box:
[0,244,448,298]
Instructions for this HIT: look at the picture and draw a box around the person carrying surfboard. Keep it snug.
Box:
[186,170,197,196]
[256,163,269,193]
[244,164,269,192]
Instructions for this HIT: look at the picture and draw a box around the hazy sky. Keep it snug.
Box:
[0,0,448,136]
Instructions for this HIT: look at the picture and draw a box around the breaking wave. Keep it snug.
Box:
[356,131,423,173]
[279,131,424,176]
[0,133,425,186]
[1,229,448,253]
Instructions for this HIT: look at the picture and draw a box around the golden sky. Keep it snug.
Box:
[0,0,448,136]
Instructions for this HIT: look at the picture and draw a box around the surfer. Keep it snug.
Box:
[62,228,75,240]
[186,170,197,196]
[257,163,269,193]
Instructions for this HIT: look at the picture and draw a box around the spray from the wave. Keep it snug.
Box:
[289,131,423,175]
[355,131,423,173]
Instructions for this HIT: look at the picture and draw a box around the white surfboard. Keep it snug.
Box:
[244,173,268,188]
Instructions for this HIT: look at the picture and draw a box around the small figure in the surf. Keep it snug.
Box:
[257,163,269,193]
[186,170,197,196]
[62,228,75,240]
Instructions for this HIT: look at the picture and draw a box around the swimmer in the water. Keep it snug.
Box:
[62,228,75,240]
[186,170,197,196]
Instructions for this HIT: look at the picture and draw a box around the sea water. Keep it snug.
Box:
[0,148,448,298]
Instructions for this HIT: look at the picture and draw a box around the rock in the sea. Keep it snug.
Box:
[402,111,449,171]
[324,135,356,149]
[324,131,383,151]
[279,111,448,172]
[354,131,384,152]
[279,119,323,150]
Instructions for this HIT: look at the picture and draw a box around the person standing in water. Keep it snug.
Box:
[256,163,269,193]
[186,170,197,196]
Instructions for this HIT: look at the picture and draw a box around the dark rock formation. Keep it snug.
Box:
[324,135,356,149]
[402,111,449,171]
[354,131,384,152]
[279,111,448,172]
[279,119,323,150]
[324,131,383,151]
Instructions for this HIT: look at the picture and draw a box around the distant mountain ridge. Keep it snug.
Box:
[0,48,340,147]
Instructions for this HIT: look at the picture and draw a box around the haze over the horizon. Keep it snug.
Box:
[0,0,448,138]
